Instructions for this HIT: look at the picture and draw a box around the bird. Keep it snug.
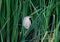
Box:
[23,16,31,29]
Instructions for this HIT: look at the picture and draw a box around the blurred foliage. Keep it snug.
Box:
[0,0,60,42]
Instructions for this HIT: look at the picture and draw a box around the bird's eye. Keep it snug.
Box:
[29,18,32,23]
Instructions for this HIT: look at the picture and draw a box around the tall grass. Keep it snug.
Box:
[0,0,60,42]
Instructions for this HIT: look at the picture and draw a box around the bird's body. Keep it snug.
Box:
[23,16,31,29]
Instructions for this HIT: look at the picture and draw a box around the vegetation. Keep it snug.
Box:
[0,0,60,42]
